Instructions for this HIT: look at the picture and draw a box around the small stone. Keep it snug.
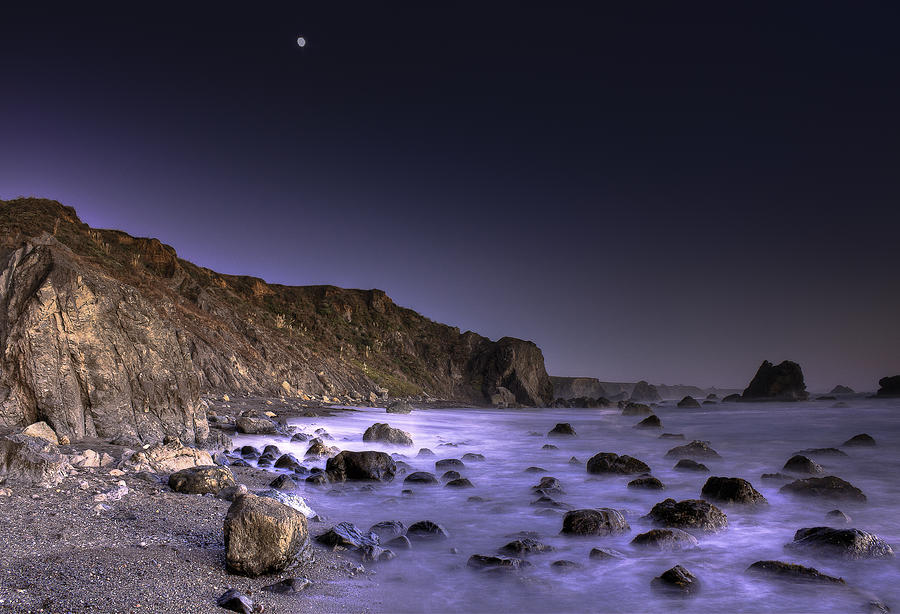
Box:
[216,588,253,613]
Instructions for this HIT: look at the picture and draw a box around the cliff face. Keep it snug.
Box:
[0,198,552,443]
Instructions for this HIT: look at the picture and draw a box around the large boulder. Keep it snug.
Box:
[123,439,213,473]
[634,415,661,429]
[224,494,309,577]
[746,560,845,584]
[630,381,661,403]
[786,527,894,559]
[632,528,699,551]
[168,465,235,495]
[404,471,439,485]
[646,498,727,533]
[783,455,823,474]
[0,433,70,486]
[665,440,721,460]
[701,476,767,505]
[362,423,413,446]
[325,450,396,482]
[779,476,867,502]
[842,433,876,447]
[741,360,809,401]
[21,421,59,445]
[548,423,576,436]
[586,452,650,475]
[560,509,629,536]
[235,416,277,435]
[876,375,900,398]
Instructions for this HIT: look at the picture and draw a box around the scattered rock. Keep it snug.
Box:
[404,471,439,485]
[761,472,791,481]
[542,444,558,450]
[316,522,379,549]
[435,459,465,470]
[369,520,406,542]
[674,459,709,472]
[467,555,531,571]
[168,465,235,495]
[632,528,699,551]
[524,466,547,473]
[325,450,397,482]
[701,476,767,504]
[216,589,255,613]
[499,538,554,556]
[270,474,299,491]
[445,478,474,488]
[634,415,662,429]
[261,577,311,594]
[842,433,876,447]
[561,509,629,536]
[783,455,824,474]
[796,447,848,458]
[386,400,414,414]
[651,564,700,595]
[461,453,485,462]
[589,547,624,560]
[417,448,435,457]
[646,498,727,533]
[779,476,867,502]
[22,421,59,445]
[677,396,701,409]
[274,453,303,471]
[407,521,449,541]
[362,423,414,446]
[586,452,650,475]
[224,493,309,576]
[746,560,845,584]
[622,402,652,416]
[235,416,277,435]
[548,423,576,436]
[628,476,665,490]
[304,438,340,459]
[123,439,213,474]
[825,509,851,524]
[441,470,461,481]
[533,476,564,494]
[217,484,249,501]
[665,440,721,460]
[786,527,894,559]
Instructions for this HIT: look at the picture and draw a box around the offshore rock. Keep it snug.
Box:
[741,360,809,401]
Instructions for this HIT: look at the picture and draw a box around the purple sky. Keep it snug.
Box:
[2,2,899,391]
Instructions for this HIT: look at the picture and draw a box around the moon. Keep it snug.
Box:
[296,36,306,48]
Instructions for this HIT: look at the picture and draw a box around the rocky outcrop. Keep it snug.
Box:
[741,360,809,401]
[0,433,71,486]
[224,493,309,577]
[0,198,554,445]
[830,385,854,395]
[876,376,900,397]
[630,381,661,403]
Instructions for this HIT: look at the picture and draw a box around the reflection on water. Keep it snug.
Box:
[233,398,900,613]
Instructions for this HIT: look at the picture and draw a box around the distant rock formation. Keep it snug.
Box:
[741,360,808,401]
[0,198,553,444]
[549,377,607,400]
[630,380,661,403]
[830,385,854,395]
[876,376,900,398]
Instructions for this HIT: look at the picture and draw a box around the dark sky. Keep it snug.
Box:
[2,2,898,391]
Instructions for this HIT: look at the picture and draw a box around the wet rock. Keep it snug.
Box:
[632,529,699,551]
[525,466,547,473]
[325,450,396,482]
[628,476,665,490]
[779,476,866,502]
[467,555,531,571]
[635,415,662,429]
[677,396,701,409]
[262,444,281,456]
[652,564,700,595]
[304,438,339,459]
[369,520,406,542]
[647,498,728,532]
[761,472,791,481]
[746,560,845,584]
[261,577,311,594]
[387,535,412,549]
[435,458,465,470]
[22,421,59,445]
[417,448,435,457]
[622,402,652,416]
[665,440,721,460]
[741,359,809,401]
[441,470,461,481]
[461,453,486,462]
[217,484,249,501]
[446,478,474,488]
[551,560,581,571]
[124,439,213,473]
[783,455,824,474]
[274,453,303,471]
[269,474,299,491]
[405,471,439,484]
[386,400,414,414]
[290,432,310,442]
[362,423,414,446]
[216,589,255,613]
[825,509,851,524]
[532,495,573,510]
[542,444,558,450]
[659,433,685,440]
[786,527,894,559]
[407,520,449,540]
[256,454,274,468]
[701,476,767,504]
[561,508,629,536]
[316,522,379,549]
[796,447,848,458]
[359,544,396,562]
[589,547,625,560]
[499,538,554,556]
[674,459,709,472]
[168,465,235,495]
[568,456,581,465]
[240,446,260,459]
[235,416,277,435]
[532,476,564,494]
[722,393,742,402]
[225,493,309,576]
[548,423,576,436]
[586,452,650,475]
[842,433,876,447]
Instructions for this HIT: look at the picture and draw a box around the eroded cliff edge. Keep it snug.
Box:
[0,198,552,444]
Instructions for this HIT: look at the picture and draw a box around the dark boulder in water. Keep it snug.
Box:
[660,433,685,440]
[461,453,485,462]
[589,547,625,560]
[316,522,379,549]
[445,477,474,488]
[783,455,823,474]
[665,440,721,460]
[842,433,876,447]
[651,564,701,595]
[404,471,439,485]
[326,451,396,482]
[369,520,406,542]
[362,423,414,446]
[542,444,558,450]
[647,498,727,533]
[741,360,809,401]
[467,555,531,571]
[269,474,299,491]
[634,415,662,429]
[825,509,851,524]
[795,447,848,458]
[632,528,699,551]
[561,508,629,536]
[701,476,767,505]
[435,458,465,470]
[779,476,866,502]
[622,402,652,416]
[722,393,742,403]
[628,475,665,490]
[274,453,303,471]
[548,423,576,436]
[677,396,701,409]
[524,466,547,473]
[499,538,554,556]
[630,380,661,403]
[586,452,650,475]
[746,560,845,584]
[674,459,709,472]
[407,520,449,540]
[760,472,791,481]
[417,448,435,457]
[532,476,564,494]
[876,375,900,397]
[441,470,461,481]
[786,527,894,559]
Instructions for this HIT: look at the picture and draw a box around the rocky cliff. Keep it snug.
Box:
[0,198,552,444]
[549,377,608,400]
[741,360,808,401]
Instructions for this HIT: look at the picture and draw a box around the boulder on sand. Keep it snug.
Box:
[224,494,309,577]
[124,438,213,473]
[362,423,414,446]
[168,465,235,495]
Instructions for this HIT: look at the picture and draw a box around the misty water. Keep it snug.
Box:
[233,399,900,613]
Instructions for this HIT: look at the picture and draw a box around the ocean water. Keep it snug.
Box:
[232,398,900,613]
